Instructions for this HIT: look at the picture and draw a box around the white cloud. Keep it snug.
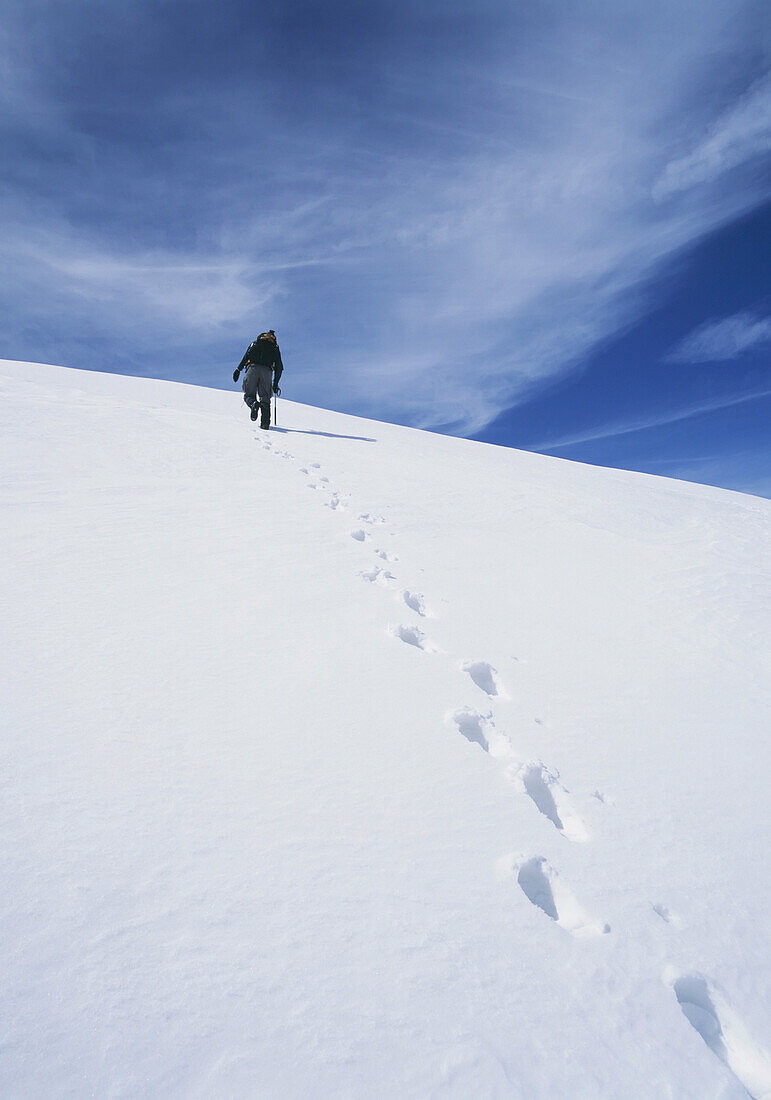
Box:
[1,223,274,354]
[535,386,771,451]
[667,313,771,363]
[259,6,771,433]
[1,1,770,430]
[653,72,771,200]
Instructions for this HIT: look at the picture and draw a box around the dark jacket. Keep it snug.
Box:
[238,334,283,384]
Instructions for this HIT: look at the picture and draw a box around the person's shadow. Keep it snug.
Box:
[270,427,376,442]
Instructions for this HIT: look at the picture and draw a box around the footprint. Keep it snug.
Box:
[358,512,386,526]
[375,548,398,563]
[450,709,513,759]
[517,763,589,843]
[652,903,684,928]
[516,856,609,936]
[517,857,559,921]
[319,476,329,484]
[670,973,771,1099]
[453,708,493,752]
[351,529,368,542]
[402,590,428,616]
[300,467,309,474]
[325,493,346,510]
[392,624,435,651]
[461,660,502,697]
[358,566,395,586]
[310,462,321,469]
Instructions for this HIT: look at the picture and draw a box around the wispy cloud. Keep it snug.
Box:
[667,313,771,363]
[653,71,771,199]
[535,386,771,450]
[1,0,769,431]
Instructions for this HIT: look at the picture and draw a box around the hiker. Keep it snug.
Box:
[233,330,283,429]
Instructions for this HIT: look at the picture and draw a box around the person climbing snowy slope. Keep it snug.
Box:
[233,330,283,429]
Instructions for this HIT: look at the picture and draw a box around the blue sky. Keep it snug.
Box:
[2,0,769,495]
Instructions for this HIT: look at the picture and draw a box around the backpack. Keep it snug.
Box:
[247,331,277,366]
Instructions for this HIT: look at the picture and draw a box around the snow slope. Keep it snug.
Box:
[2,359,770,1099]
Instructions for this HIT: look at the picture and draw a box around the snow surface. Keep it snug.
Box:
[2,359,770,1099]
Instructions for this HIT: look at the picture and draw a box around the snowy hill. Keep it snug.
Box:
[2,358,770,1099]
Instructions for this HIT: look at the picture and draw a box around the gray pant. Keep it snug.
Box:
[242,365,272,411]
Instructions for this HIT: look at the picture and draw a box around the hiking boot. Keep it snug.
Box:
[250,403,259,422]
[260,402,271,430]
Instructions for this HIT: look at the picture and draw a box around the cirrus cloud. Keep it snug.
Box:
[0,0,769,434]
[667,313,771,363]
